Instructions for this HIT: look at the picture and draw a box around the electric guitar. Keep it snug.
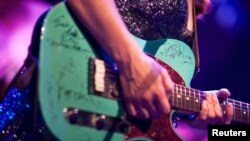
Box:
[38,2,250,141]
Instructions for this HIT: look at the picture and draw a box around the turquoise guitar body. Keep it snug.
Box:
[39,2,196,141]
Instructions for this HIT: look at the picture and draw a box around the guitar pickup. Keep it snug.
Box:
[89,58,121,99]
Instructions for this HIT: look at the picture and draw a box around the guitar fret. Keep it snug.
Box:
[181,86,185,110]
[177,85,180,108]
[171,96,200,113]
[241,102,247,123]
[179,85,183,109]
[241,102,247,122]
[191,88,194,112]
[235,100,241,122]
[180,86,183,109]
[193,90,197,112]
[191,89,194,112]
[171,86,201,114]
[184,87,187,110]
[248,104,250,124]
[172,85,175,107]
[243,102,249,123]
[199,90,201,113]
[186,87,189,110]
[172,85,250,124]
[175,85,178,108]
[177,85,181,109]
[232,99,236,121]
[240,102,246,121]
[193,89,199,112]
[247,104,250,123]
[240,101,242,122]
[227,98,250,123]
[190,88,198,112]
[188,88,191,111]
[184,87,188,110]
[196,90,202,111]
[246,103,249,124]
[173,84,182,109]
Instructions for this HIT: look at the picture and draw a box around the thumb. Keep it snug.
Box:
[217,88,231,99]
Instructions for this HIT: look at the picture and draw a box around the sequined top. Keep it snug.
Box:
[115,0,193,46]
[0,0,193,140]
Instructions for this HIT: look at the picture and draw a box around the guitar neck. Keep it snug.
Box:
[170,84,250,124]
[92,58,250,124]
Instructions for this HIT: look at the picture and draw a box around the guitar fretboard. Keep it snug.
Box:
[171,84,250,124]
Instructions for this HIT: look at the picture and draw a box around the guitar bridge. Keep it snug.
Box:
[89,58,121,99]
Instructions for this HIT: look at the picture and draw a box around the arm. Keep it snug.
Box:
[66,0,233,138]
[66,0,140,65]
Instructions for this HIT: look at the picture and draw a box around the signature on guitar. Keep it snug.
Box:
[160,43,194,65]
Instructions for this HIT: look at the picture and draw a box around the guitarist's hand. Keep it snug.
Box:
[189,88,234,129]
[67,0,172,119]
[119,53,174,119]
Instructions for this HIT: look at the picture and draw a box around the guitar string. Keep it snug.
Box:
[102,68,250,110]
[95,64,249,123]
[170,93,249,123]
[101,77,250,116]
[96,59,250,111]
[173,89,250,113]
[171,93,248,114]
[175,84,250,108]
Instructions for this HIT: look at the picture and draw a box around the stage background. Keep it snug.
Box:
[192,0,250,104]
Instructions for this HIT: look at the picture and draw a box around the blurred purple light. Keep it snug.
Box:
[215,4,237,29]
[212,0,228,5]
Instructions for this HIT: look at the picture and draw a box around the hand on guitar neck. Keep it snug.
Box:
[188,89,233,128]
[175,88,233,141]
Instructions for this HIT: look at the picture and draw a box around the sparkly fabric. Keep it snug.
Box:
[115,0,194,47]
[0,72,57,141]
[0,87,31,140]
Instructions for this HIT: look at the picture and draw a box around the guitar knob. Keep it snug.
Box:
[118,121,131,134]
[111,89,119,98]
[64,108,78,124]
[95,116,109,130]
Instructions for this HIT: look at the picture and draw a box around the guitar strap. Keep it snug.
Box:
[192,0,200,75]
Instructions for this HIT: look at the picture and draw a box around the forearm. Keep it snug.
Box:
[66,0,144,68]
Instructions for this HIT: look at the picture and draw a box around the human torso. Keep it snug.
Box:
[115,0,194,47]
